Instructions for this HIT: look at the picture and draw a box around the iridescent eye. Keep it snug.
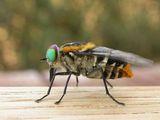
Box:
[46,49,55,63]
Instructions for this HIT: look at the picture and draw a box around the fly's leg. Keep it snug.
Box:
[49,68,54,82]
[76,76,79,87]
[103,77,125,105]
[101,68,125,105]
[35,68,56,103]
[35,70,76,103]
[106,80,113,88]
[55,73,72,104]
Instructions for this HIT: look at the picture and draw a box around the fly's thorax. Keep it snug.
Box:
[60,52,79,72]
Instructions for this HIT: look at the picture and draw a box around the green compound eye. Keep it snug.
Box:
[46,49,56,63]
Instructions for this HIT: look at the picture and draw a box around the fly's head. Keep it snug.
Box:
[40,44,59,68]
[46,44,59,67]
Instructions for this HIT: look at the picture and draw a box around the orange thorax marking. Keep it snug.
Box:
[62,42,96,53]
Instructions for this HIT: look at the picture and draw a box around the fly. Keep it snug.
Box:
[35,42,153,105]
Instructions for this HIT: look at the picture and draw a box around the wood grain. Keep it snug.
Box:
[0,87,160,120]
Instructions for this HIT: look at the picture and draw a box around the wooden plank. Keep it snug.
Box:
[0,87,160,120]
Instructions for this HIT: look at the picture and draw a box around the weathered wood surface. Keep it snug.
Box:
[0,87,160,120]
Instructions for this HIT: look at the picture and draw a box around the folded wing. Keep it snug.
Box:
[92,47,153,66]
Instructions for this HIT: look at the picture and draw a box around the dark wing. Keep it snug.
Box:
[60,42,96,53]
[92,47,153,66]
[75,46,153,66]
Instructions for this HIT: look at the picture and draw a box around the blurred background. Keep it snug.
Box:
[0,0,160,86]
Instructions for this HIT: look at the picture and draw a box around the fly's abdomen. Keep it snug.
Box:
[104,58,133,79]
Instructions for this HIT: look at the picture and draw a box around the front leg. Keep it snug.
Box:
[35,70,71,103]
[35,68,56,103]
